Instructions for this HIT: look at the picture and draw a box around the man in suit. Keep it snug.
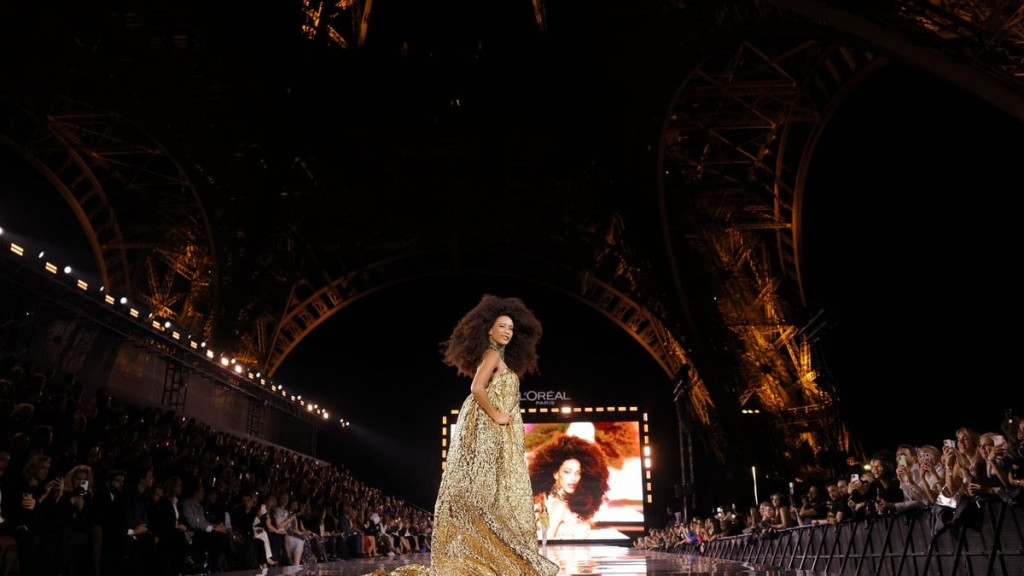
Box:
[180,480,232,572]
[338,505,364,559]
[121,465,156,575]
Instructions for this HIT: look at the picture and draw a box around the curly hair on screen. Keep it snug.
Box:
[441,294,543,377]
[529,434,610,521]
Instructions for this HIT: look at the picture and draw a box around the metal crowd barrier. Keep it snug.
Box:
[701,500,1024,575]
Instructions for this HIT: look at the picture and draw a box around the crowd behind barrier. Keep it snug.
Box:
[6,357,1024,576]
[0,364,433,576]
[633,409,1024,575]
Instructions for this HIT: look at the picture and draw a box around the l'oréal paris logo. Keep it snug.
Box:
[520,390,571,406]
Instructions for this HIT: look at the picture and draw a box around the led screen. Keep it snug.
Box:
[523,419,643,542]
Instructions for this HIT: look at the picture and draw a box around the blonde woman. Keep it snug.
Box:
[916,445,946,504]
[942,427,982,499]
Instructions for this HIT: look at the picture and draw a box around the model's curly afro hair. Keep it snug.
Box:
[441,294,542,377]
[528,434,610,521]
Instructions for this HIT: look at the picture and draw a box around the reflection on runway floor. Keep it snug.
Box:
[218,544,821,575]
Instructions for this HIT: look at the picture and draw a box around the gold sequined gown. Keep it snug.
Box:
[371,369,559,576]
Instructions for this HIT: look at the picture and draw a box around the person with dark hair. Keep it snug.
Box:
[528,434,610,539]
[419,294,558,576]
[0,450,20,576]
[121,465,157,576]
[91,468,127,576]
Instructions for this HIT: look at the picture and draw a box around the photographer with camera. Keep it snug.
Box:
[5,453,66,575]
[38,464,95,576]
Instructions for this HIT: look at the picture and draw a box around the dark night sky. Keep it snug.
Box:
[802,66,1024,455]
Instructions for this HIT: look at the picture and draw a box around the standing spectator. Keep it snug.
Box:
[8,453,62,576]
[868,454,905,516]
[769,492,796,529]
[883,446,929,515]
[846,472,874,520]
[825,480,849,525]
[42,464,94,576]
[121,465,156,576]
[0,450,20,576]
[943,427,983,498]
[795,484,829,525]
[916,445,946,505]
[91,468,127,576]
[149,475,196,575]
[662,506,676,527]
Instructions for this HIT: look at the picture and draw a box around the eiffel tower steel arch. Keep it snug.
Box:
[656,0,1024,492]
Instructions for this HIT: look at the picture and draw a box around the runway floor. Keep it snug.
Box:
[218,544,819,575]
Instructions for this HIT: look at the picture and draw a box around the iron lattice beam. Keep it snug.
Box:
[659,34,879,471]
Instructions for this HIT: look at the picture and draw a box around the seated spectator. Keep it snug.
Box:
[227,489,268,569]
[339,505,365,559]
[267,494,304,565]
[180,480,232,572]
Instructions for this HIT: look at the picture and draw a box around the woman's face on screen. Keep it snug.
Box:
[554,458,582,493]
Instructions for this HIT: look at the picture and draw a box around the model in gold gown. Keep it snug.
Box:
[361,295,558,576]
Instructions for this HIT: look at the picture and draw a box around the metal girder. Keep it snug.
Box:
[659,35,882,466]
[162,361,189,412]
[23,97,218,341]
[771,0,1024,119]
[301,0,372,49]
[299,0,550,48]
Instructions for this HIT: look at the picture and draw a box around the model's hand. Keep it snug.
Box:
[494,412,511,425]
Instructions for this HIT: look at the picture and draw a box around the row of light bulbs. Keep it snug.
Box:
[0,226,350,428]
